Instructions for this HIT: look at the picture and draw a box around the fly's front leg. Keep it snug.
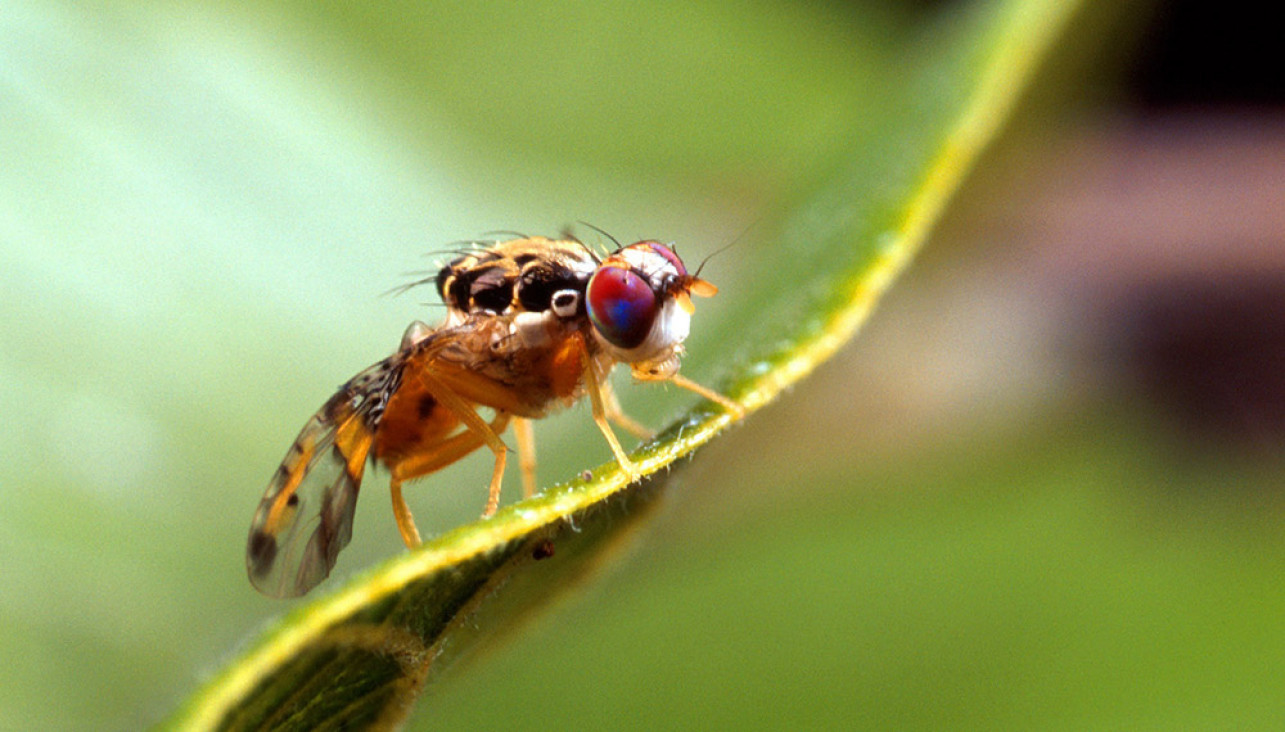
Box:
[600,378,653,441]
[667,373,745,419]
[580,344,641,481]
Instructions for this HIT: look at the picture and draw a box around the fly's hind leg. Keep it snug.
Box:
[389,368,515,547]
[388,411,510,548]
[513,417,537,498]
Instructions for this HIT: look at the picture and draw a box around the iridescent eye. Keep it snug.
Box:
[587,266,657,349]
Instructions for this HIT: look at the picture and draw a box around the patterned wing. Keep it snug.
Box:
[246,356,402,597]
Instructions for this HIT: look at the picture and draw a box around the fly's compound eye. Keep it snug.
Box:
[550,289,580,319]
[587,265,657,349]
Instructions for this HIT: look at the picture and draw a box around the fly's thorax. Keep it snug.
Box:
[435,237,597,317]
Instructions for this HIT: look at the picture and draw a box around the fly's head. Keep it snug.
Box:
[585,240,718,381]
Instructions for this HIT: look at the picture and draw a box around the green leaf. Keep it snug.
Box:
[166,0,1082,728]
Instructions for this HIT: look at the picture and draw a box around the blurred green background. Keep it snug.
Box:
[4,1,1284,729]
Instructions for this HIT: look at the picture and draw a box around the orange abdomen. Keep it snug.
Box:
[372,374,461,466]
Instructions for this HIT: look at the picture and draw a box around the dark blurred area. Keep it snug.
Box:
[1083,0,1285,452]
[1123,272,1285,450]
[1129,0,1283,108]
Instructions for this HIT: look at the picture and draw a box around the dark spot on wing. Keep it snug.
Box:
[247,530,277,577]
[321,388,354,418]
[286,493,299,507]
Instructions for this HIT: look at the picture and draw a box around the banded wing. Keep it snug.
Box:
[246,356,402,597]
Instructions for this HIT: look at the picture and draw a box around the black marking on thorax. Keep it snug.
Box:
[468,265,515,312]
[516,259,588,314]
[436,250,591,317]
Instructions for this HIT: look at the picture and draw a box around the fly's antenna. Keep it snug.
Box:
[694,214,762,279]
[693,239,738,279]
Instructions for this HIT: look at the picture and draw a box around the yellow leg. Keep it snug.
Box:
[600,378,653,440]
[668,373,745,419]
[417,369,512,517]
[390,480,422,548]
[389,411,511,547]
[389,368,516,545]
[513,416,537,498]
[581,347,641,481]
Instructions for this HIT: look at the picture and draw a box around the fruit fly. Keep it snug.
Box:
[246,236,743,597]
